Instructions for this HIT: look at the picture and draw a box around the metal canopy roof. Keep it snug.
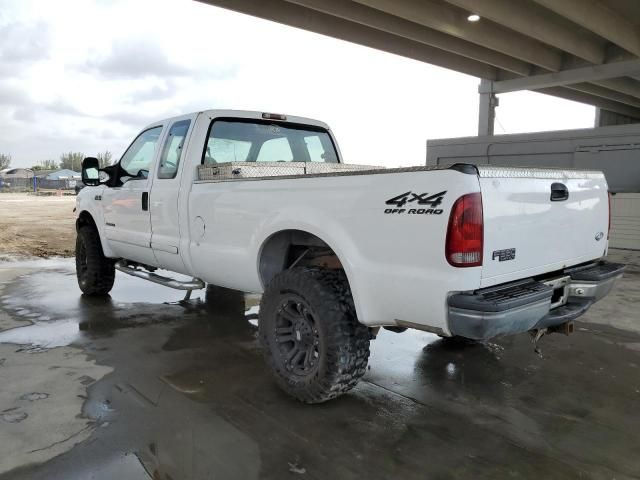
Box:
[199,0,640,119]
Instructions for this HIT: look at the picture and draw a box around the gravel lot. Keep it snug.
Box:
[0,193,76,257]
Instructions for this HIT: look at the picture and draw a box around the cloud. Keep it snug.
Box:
[103,109,162,127]
[84,39,191,79]
[12,107,36,122]
[0,83,31,106]
[127,81,177,103]
[45,98,85,116]
[0,22,50,63]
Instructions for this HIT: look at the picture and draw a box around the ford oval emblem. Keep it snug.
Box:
[595,232,604,241]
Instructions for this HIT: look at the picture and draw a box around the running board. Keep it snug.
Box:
[115,260,205,291]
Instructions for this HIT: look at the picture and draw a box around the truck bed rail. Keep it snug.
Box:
[196,162,384,181]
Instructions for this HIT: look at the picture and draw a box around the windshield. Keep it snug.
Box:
[203,119,338,164]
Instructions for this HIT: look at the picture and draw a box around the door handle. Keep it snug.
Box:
[142,192,149,211]
[550,182,569,202]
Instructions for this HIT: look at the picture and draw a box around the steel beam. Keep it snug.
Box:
[532,0,640,58]
[443,0,606,64]
[285,0,531,75]
[541,86,640,120]
[480,60,640,94]
[568,83,640,109]
[594,78,640,102]
[200,0,640,117]
[352,0,563,71]
[197,0,496,80]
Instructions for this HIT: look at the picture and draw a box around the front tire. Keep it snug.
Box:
[259,268,370,403]
[75,225,115,296]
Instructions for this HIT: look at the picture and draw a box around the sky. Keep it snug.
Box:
[0,0,596,169]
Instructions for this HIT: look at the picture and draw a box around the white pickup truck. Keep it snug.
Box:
[75,109,624,403]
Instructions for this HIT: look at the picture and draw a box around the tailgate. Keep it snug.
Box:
[478,166,609,288]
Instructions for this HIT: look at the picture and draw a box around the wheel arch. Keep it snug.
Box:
[256,227,367,324]
[258,229,345,286]
[75,209,116,258]
[76,210,98,231]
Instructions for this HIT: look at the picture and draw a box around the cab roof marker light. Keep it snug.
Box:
[262,113,287,121]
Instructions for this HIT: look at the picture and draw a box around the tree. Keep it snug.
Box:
[96,150,113,168]
[0,153,11,170]
[31,159,58,171]
[59,152,84,172]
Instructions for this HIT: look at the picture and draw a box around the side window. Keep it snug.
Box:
[158,120,191,179]
[120,126,163,179]
[257,137,293,162]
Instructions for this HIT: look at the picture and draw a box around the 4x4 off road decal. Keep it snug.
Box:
[384,191,446,215]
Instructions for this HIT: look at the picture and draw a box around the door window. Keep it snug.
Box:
[120,126,163,180]
[158,120,191,179]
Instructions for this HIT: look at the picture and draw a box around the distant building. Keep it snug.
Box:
[41,169,81,180]
[0,168,34,179]
[0,168,81,190]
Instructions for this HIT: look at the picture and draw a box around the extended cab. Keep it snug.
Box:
[75,109,624,403]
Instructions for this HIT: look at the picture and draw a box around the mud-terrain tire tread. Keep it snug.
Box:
[76,225,115,295]
[259,267,370,403]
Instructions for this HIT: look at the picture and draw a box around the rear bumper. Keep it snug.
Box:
[447,260,625,340]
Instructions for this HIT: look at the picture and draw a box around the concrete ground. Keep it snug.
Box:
[0,250,638,479]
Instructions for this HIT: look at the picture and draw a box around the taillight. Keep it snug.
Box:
[446,192,483,267]
[608,192,612,240]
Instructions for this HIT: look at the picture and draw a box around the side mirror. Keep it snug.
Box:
[82,157,100,186]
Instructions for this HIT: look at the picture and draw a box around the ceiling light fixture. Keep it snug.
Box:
[467,14,480,22]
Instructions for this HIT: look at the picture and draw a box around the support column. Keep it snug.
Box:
[478,79,498,136]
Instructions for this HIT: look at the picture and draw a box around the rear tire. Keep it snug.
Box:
[259,267,370,403]
[75,225,115,296]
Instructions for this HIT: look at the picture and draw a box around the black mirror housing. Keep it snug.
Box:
[82,157,100,186]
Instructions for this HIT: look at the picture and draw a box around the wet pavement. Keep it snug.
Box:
[0,253,639,479]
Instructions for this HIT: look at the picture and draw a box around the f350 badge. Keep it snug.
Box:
[384,191,446,215]
[492,248,516,262]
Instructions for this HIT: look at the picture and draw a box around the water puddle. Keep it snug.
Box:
[0,320,80,348]
[0,258,263,352]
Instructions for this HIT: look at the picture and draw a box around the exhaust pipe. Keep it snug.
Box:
[115,260,205,291]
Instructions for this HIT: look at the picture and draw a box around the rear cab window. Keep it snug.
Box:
[202,119,338,164]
